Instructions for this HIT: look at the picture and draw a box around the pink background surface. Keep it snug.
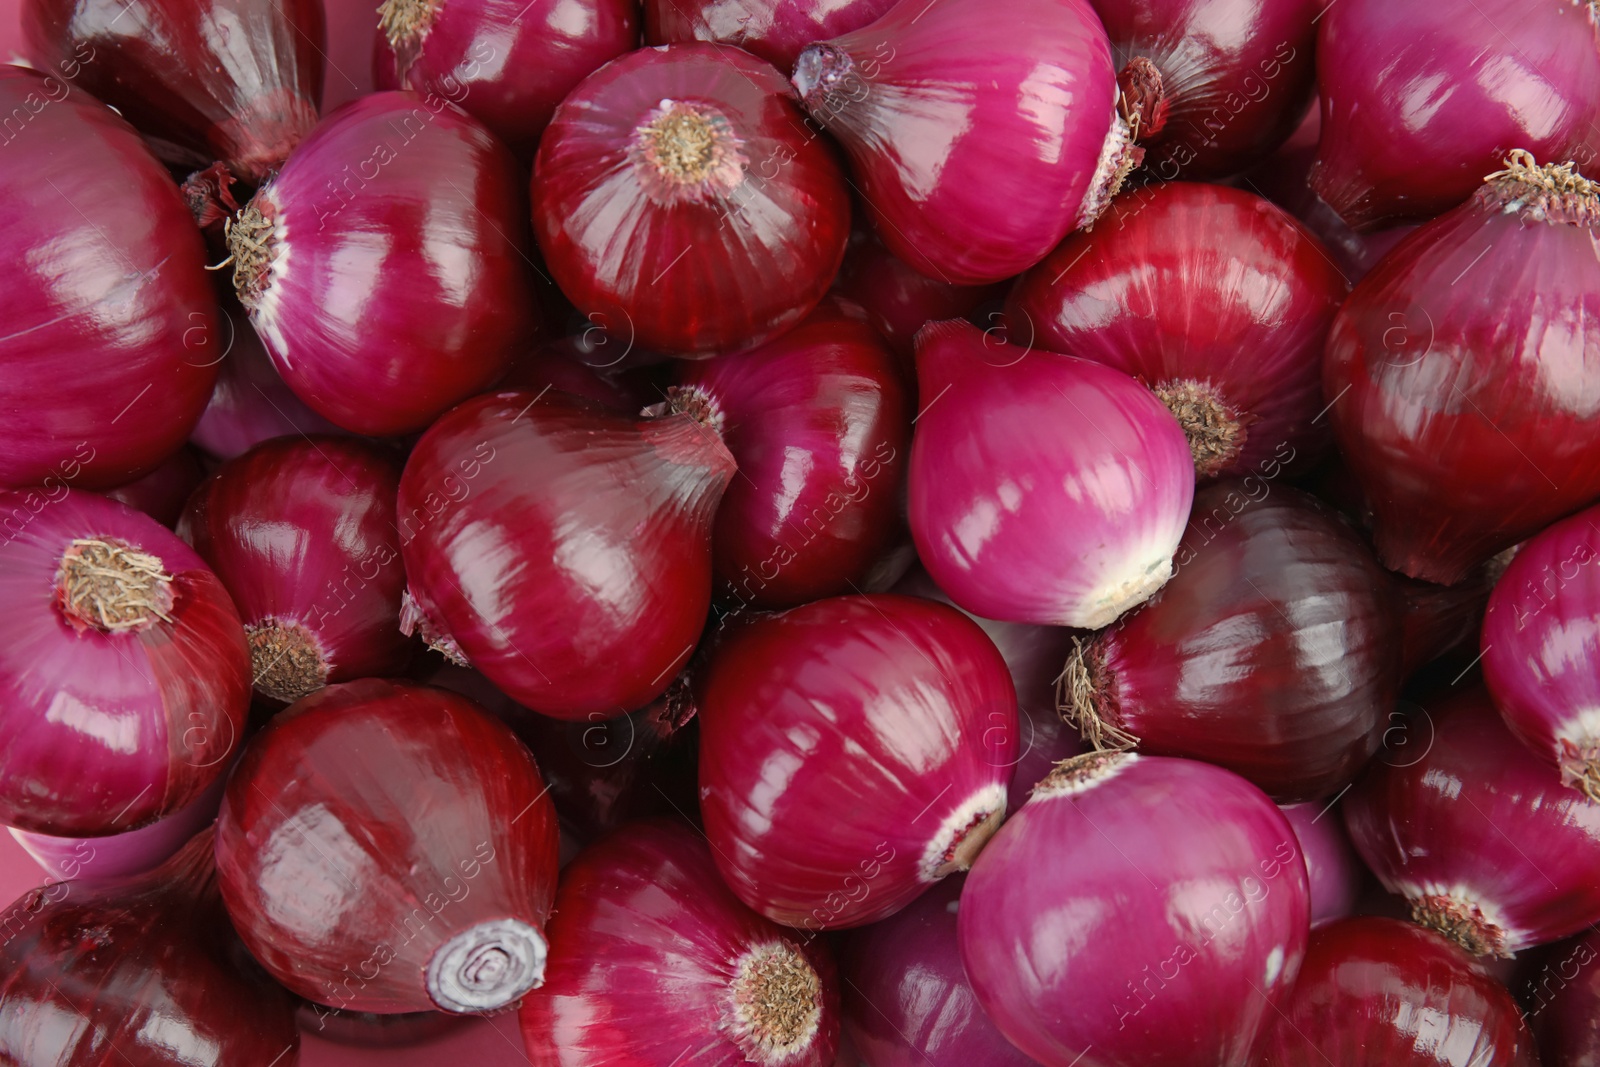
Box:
[0,2,526,1059]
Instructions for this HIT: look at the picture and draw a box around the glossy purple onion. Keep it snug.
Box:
[1279,801,1365,928]
[644,0,895,70]
[1531,927,1600,1067]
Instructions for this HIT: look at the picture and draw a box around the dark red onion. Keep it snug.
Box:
[908,319,1195,630]
[179,436,411,705]
[374,0,638,157]
[0,490,249,836]
[1344,685,1600,957]
[791,0,1129,285]
[1255,916,1537,1066]
[103,445,206,529]
[0,66,219,491]
[1007,182,1346,481]
[960,752,1309,1066]
[1531,928,1600,1066]
[1279,801,1364,928]
[0,831,300,1067]
[1396,564,1495,679]
[643,0,895,71]
[1312,0,1600,230]
[841,875,1034,1067]
[222,91,539,436]
[399,390,732,720]
[501,337,652,413]
[698,594,1018,929]
[23,0,323,183]
[215,679,560,1014]
[533,43,851,357]
[1325,154,1600,584]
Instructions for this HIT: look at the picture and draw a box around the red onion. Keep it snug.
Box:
[399,390,731,720]
[959,752,1309,1066]
[1089,0,1319,181]
[1279,801,1364,928]
[104,445,206,529]
[1324,153,1600,584]
[22,0,323,183]
[374,0,638,157]
[1007,182,1346,481]
[698,594,1018,929]
[791,0,1131,286]
[215,679,560,1015]
[667,299,910,610]
[0,832,300,1067]
[1256,916,1538,1066]
[644,0,895,71]
[297,1002,469,1046]
[532,43,851,357]
[1312,0,1600,230]
[519,819,840,1066]
[841,875,1033,1067]
[0,66,219,491]
[1061,482,1400,801]
[908,319,1194,630]
[1532,928,1600,1066]
[179,436,411,705]
[501,337,653,413]
[0,490,250,837]
[222,90,539,436]
[1344,685,1600,957]
[1396,564,1495,679]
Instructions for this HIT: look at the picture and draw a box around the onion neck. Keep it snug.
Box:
[400,588,470,667]
[223,201,277,311]
[638,409,737,483]
[1116,57,1170,142]
[1153,379,1249,479]
[1058,637,1138,751]
[1034,750,1136,799]
[792,44,863,128]
[247,619,330,704]
[1479,149,1600,227]
[629,101,748,207]
[1410,894,1511,958]
[1558,736,1600,802]
[921,782,1006,880]
[1078,110,1144,230]
[727,941,823,1064]
[426,918,546,1013]
[54,538,175,634]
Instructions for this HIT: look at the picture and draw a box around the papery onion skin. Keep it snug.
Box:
[1311,0,1600,230]
[104,446,206,529]
[399,390,733,720]
[179,436,411,705]
[1279,801,1364,928]
[1254,916,1537,1066]
[908,319,1194,630]
[644,0,896,71]
[0,490,250,837]
[1531,928,1600,1067]
[0,832,300,1067]
[22,0,324,184]
[214,679,560,1015]
[374,0,638,158]
[0,67,219,491]
[520,819,841,1067]
[1007,182,1346,482]
[673,299,911,610]
[791,0,1122,285]
[698,594,1018,930]
[230,91,539,436]
[533,43,850,357]
[960,752,1310,1067]
[1323,155,1600,585]
[841,875,1035,1067]
[1344,685,1600,957]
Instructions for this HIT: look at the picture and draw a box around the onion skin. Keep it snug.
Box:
[0,66,219,491]
[214,679,560,1015]
[533,43,851,358]
[673,299,911,611]
[1255,916,1537,1066]
[1312,0,1600,230]
[22,0,323,184]
[1396,564,1495,679]
[0,832,300,1067]
[790,0,1122,285]
[959,752,1310,1067]
[1482,502,1600,798]
[841,875,1035,1067]
[644,0,896,71]
[502,337,654,413]
[103,446,206,529]
[698,594,1019,930]
[1007,182,1346,481]
[1324,156,1600,584]
[399,390,733,720]
[519,819,841,1067]
[180,436,411,705]
[1278,801,1364,928]
[231,91,539,436]
[373,0,638,158]
[0,490,250,837]
[908,319,1195,630]
[1532,928,1600,1066]
[1344,685,1600,957]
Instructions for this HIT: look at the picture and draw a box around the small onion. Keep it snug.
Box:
[698,594,1018,929]
[1343,685,1600,957]
[103,446,206,529]
[1531,927,1600,1067]
[959,751,1309,1067]
[908,319,1194,630]
[519,819,841,1066]
[1395,564,1495,679]
[1278,801,1365,928]
[643,0,896,70]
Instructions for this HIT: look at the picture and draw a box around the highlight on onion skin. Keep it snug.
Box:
[214,679,560,1016]
[697,594,1019,930]
[519,819,841,1067]
[643,0,896,71]
[1343,685,1600,958]
[1323,153,1600,585]
[1530,927,1600,1067]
